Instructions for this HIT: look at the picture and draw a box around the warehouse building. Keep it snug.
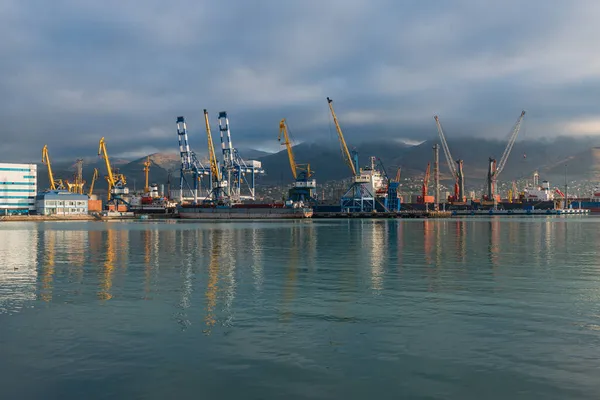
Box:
[35,191,88,215]
[0,163,37,215]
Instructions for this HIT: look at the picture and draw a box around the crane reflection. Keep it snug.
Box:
[40,230,56,302]
[204,229,221,334]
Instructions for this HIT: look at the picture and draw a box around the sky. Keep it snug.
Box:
[2,0,600,162]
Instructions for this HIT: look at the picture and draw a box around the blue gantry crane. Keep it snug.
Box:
[217,111,264,201]
[176,116,210,203]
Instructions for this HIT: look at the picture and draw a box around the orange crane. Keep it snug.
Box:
[417,163,434,204]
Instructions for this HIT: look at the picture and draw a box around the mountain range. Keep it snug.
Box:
[39,137,600,194]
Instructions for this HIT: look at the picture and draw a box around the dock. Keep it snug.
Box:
[450,208,590,216]
[313,210,452,219]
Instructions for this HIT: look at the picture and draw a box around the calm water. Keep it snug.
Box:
[1,218,600,399]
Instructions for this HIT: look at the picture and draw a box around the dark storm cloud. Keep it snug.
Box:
[1,0,600,162]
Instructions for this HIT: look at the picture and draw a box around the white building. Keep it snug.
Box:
[35,191,89,215]
[0,163,37,215]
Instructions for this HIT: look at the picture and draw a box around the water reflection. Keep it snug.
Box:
[40,230,55,302]
[98,229,116,300]
[281,226,300,321]
[251,227,264,292]
[488,219,500,268]
[0,228,38,313]
[204,229,220,334]
[370,221,386,292]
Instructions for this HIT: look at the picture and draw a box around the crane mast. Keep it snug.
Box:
[143,156,151,193]
[422,163,431,198]
[327,97,357,176]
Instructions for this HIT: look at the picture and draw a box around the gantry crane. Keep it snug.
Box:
[98,137,128,204]
[41,145,65,191]
[278,119,316,203]
[176,116,210,203]
[204,109,227,202]
[217,111,264,201]
[434,116,465,202]
[327,97,375,212]
[486,111,526,201]
[88,168,99,197]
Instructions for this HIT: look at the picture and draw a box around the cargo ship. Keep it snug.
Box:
[129,184,177,214]
[569,189,600,213]
[177,201,313,219]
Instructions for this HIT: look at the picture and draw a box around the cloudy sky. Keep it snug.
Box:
[2,0,600,162]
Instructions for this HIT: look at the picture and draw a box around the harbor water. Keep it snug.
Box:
[1,218,600,399]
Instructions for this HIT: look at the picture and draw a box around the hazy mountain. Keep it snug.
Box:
[542,147,600,182]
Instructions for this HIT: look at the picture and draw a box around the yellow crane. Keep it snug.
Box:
[88,168,99,197]
[204,109,221,183]
[143,156,151,193]
[278,119,312,180]
[65,159,85,194]
[327,97,356,176]
[98,137,126,202]
[41,145,64,190]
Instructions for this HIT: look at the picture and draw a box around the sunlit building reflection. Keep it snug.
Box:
[0,227,38,313]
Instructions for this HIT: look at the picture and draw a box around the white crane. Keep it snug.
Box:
[434,116,464,202]
[486,111,526,200]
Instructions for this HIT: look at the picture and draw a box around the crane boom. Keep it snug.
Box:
[98,137,116,188]
[433,116,458,179]
[496,110,526,176]
[41,145,57,191]
[327,97,357,176]
[88,168,98,196]
[204,109,221,182]
[279,119,298,180]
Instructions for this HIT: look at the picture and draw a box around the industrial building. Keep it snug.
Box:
[35,191,88,215]
[0,163,37,215]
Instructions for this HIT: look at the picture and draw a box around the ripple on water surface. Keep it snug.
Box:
[1,218,600,399]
